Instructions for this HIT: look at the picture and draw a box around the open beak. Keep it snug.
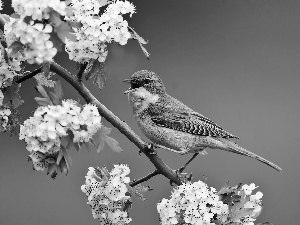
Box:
[123,78,132,94]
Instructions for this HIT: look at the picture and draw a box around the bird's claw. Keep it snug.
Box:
[146,143,157,155]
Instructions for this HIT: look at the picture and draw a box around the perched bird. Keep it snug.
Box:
[124,70,282,172]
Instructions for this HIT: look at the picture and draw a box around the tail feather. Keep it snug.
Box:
[219,138,282,172]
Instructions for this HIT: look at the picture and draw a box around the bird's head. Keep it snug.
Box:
[123,70,165,95]
[124,70,165,114]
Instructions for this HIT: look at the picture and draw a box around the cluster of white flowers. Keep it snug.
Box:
[65,0,135,63]
[19,99,102,153]
[157,180,229,225]
[0,0,3,11]
[0,106,11,129]
[81,165,132,225]
[235,183,263,225]
[11,0,66,21]
[4,0,67,64]
[5,19,57,64]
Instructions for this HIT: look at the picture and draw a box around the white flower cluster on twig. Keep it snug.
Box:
[19,100,101,170]
[81,165,132,225]
[65,0,135,62]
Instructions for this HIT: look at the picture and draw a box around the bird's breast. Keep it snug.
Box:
[127,87,160,115]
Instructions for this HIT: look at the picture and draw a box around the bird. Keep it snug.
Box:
[123,70,282,172]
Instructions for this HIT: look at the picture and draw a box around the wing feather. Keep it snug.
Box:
[150,109,238,139]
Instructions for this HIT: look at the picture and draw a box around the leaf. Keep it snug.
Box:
[61,131,80,153]
[3,83,24,108]
[42,62,50,78]
[54,21,77,43]
[8,41,24,55]
[105,136,123,153]
[49,32,63,52]
[9,14,20,19]
[34,85,53,106]
[85,59,106,90]
[61,145,72,167]
[230,208,254,221]
[49,10,63,27]
[47,163,58,179]
[128,26,150,59]
[69,21,82,29]
[34,97,52,106]
[96,126,123,153]
[56,149,64,165]
[48,80,63,105]
[128,184,152,201]
[36,84,50,99]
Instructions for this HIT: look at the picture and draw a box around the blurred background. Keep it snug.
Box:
[1,0,300,224]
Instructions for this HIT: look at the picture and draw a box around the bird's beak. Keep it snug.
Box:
[123,78,132,83]
[123,78,132,94]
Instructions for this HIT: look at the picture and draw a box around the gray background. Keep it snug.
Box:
[1,0,300,224]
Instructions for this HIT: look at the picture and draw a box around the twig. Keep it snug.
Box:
[49,62,182,185]
[130,170,160,187]
[16,67,43,84]
[76,62,88,82]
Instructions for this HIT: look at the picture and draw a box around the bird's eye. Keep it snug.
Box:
[131,82,140,89]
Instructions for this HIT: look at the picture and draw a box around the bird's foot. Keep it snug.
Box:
[145,143,157,155]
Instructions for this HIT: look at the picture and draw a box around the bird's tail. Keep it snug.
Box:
[218,138,282,172]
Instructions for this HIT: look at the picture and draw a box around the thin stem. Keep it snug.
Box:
[178,153,199,173]
[130,170,160,187]
[16,67,43,84]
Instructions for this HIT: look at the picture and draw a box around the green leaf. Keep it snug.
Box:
[34,97,52,106]
[128,26,150,59]
[3,83,24,108]
[8,41,24,55]
[34,85,53,106]
[54,21,77,43]
[9,14,20,19]
[42,62,50,78]
[49,32,63,52]
[128,184,151,201]
[85,59,106,90]
[61,130,80,153]
[61,145,72,167]
[230,208,254,221]
[56,149,64,165]
[36,84,50,99]
[96,126,123,153]
[69,21,82,29]
[48,80,63,105]
[47,163,58,179]
[49,10,63,27]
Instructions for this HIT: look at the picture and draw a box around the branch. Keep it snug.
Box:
[16,67,43,84]
[130,170,160,187]
[49,62,182,185]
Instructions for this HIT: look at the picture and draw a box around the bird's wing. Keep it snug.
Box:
[150,108,238,138]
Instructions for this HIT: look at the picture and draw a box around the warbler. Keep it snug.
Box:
[124,70,282,172]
